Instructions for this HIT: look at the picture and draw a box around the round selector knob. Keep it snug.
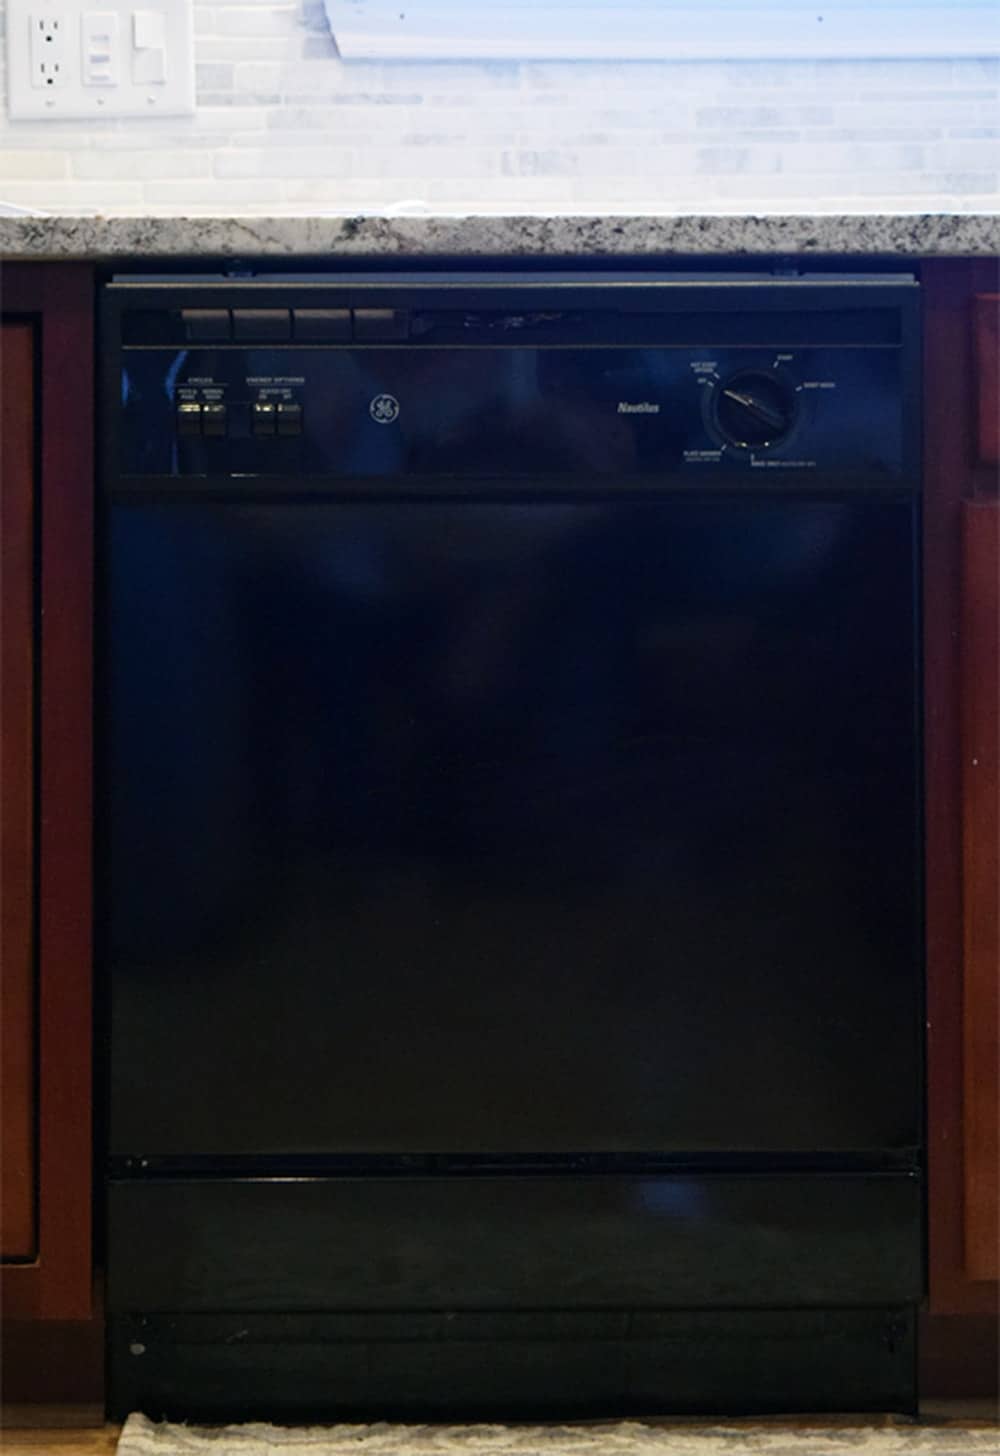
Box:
[712,370,796,450]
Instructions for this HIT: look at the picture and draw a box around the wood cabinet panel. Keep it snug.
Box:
[962,499,999,1282]
[0,264,93,1323]
[1,320,37,1262]
[922,257,999,1320]
[974,294,998,466]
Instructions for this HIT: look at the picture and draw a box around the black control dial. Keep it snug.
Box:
[712,370,796,450]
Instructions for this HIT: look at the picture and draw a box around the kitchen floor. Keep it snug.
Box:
[2,1431,119,1455]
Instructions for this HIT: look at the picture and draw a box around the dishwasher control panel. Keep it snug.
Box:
[103,272,920,488]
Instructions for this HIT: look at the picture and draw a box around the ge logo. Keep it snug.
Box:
[369,393,400,425]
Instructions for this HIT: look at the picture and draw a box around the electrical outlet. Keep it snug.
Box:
[30,13,72,89]
[7,0,195,119]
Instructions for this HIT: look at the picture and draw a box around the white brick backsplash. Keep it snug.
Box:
[696,106,834,128]
[215,146,355,177]
[696,145,782,175]
[211,6,299,36]
[814,59,955,88]
[72,150,214,179]
[196,64,236,91]
[379,62,520,92]
[855,172,999,196]
[182,105,271,132]
[143,177,285,204]
[279,176,428,203]
[778,142,930,174]
[855,91,998,108]
[723,62,817,90]
[198,37,296,60]
[85,125,220,148]
[0,178,144,204]
[198,92,281,107]
[365,146,510,179]
[591,108,692,130]
[928,141,1000,171]
[817,129,945,144]
[0,1,997,213]
[232,62,286,93]
[417,176,577,204]
[0,149,68,177]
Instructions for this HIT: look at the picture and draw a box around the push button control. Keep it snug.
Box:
[176,401,202,436]
[277,402,303,436]
[353,308,409,342]
[181,309,230,343]
[252,401,277,437]
[201,402,228,438]
[294,308,350,342]
[233,309,292,342]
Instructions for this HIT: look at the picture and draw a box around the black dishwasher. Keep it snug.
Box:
[101,271,923,1420]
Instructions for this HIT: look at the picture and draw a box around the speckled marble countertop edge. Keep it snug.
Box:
[1,212,999,260]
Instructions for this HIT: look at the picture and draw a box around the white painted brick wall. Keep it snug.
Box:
[0,2,997,214]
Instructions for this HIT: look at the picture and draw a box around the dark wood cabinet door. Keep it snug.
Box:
[962,293,1000,1284]
[975,294,999,466]
[1,319,37,1263]
[923,259,1000,1326]
[961,506,999,1283]
[0,265,93,1322]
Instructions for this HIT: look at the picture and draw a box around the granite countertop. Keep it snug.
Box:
[1,211,999,260]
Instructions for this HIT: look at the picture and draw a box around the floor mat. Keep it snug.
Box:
[117,1415,998,1455]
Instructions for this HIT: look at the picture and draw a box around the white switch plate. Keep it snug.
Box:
[7,0,195,119]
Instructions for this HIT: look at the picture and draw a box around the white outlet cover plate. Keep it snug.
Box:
[7,0,195,120]
[325,0,1000,60]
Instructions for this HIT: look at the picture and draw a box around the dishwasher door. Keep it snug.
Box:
[104,493,920,1163]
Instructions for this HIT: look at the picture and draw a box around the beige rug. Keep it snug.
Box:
[117,1415,998,1455]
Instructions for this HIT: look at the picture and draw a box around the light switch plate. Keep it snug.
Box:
[81,11,120,87]
[6,0,195,119]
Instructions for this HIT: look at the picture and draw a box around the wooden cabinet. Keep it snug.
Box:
[961,496,998,1285]
[961,284,999,1287]
[921,260,999,1392]
[2,319,36,1266]
[1,265,94,1323]
[975,294,999,467]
